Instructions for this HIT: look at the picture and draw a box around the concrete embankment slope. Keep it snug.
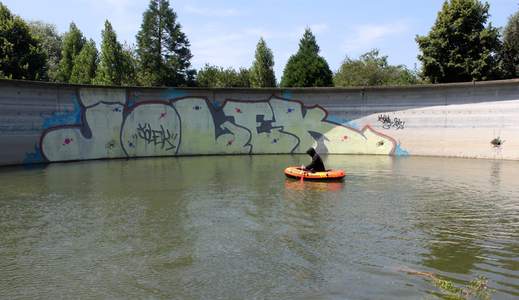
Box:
[0,79,518,166]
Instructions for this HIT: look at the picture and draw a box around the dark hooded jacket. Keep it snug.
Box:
[305,148,326,172]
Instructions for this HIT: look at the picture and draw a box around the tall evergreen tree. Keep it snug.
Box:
[281,28,333,87]
[250,37,276,87]
[502,11,519,78]
[57,22,85,82]
[0,3,46,80]
[28,21,62,81]
[136,0,195,86]
[416,0,501,83]
[94,20,125,85]
[69,39,98,84]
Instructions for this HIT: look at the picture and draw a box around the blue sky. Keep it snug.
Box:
[3,0,517,79]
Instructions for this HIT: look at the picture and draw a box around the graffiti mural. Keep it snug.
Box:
[39,88,398,162]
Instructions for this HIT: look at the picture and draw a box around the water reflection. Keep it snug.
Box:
[489,161,502,187]
[0,155,517,299]
[284,180,345,192]
[395,157,519,296]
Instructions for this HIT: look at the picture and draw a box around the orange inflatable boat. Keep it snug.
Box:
[284,166,346,181]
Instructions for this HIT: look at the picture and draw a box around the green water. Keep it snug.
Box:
[0,155,518,299]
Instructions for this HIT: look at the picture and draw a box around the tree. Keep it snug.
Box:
[250,37,276,87]
[136,0,195,86]
[94,20,125,85]
[281,28,333,87]
[196,64,219,87]
[196,64,250,87]
[120,43,138,86]
[69,39,98,84]
[416,0,501,83]
[0,3,46,80]
[56,22,86,82]
[501,11,519,78]
[334,49,419,87]
[28,21,62,81]
[235,68,251,87]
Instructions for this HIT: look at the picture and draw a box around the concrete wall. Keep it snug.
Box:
[1,79,518,166]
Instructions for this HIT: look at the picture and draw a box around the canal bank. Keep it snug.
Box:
[1,79,518,166]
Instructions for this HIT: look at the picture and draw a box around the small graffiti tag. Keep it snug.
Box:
[378,114,405,130]
[136,123,178,151]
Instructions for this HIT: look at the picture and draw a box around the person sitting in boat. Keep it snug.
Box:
[304,147,326,172]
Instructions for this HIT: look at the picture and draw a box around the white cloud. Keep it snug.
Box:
[189,25,295,69]
[81,0,145,44]
[342,21,409,54]
[190,31,256,68]
[188,23,330,78]
[184,5,243,17]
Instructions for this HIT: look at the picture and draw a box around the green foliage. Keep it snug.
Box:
[57,22,86,82]
[28,21,62,81]
[0,3,46,80]
[120,43,138,86]
[239,68,252,87]
[136,0,195,87]
[234,68,251,88]
[281,28,333,87]
[250,37,276,87]
[434,278,463,296]
[334,49,420,86]
[196,64,219,87]
[468,276,494,300]
[431,275,494,300]
[69,39,98,84]
[196,64,250,87]
[94,20,126,85]
[416,0,502,83]
[501,11,519,78]
[403,269,495,300]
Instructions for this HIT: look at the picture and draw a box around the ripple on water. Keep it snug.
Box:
[0,155,518,299]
